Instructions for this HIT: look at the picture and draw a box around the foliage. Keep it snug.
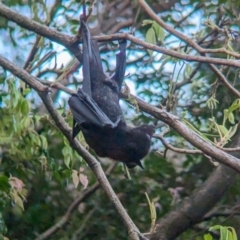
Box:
[1,0,240,240]
[204,225,238,240]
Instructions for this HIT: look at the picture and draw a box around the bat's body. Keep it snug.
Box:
[83,124,155,168]
[68,18,155,168]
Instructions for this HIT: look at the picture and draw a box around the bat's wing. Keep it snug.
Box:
[68,88,121,138]
[69,19,123,138]
[112,39,127,92]
[81,20,92,96]
[90,39,104,72]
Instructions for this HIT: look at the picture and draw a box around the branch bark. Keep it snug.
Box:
[1,3,240,239]
[0,56,143,240]
[33,76,240,174]
[1,3,240,71]
[138,0,240,99]
[149,127,240,239]
[149,165,237,240]
[121,93,240,173]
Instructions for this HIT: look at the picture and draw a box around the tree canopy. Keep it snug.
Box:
[1,0,240,240]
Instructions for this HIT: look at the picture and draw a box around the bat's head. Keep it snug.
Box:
[122,124,155,170]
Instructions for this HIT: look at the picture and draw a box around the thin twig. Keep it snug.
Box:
[1,3,240,69]
[0,56,143,240]
[138,0,240,98]
[35,163,117,240]
[154,134,202,154]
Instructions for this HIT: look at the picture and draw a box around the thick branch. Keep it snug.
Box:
[27,75,240,174]
[149,125,240,239]
[138,0,240,98]
[0,55,142,240]
[150,164,237,240]
[2,54,240,239]
[1,3,240,72]
[0,3,76,46]
[121,93,240,172]
[138,0,240,58]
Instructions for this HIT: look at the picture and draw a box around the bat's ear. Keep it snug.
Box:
[125,160,144,169]
[136,160,144,169]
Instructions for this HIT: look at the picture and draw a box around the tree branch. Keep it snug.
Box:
[0,55,143,240]
[1,3,240,71]
[31,75,240,174]
[121,92,240,172]
[138,0,240,98]
[35,163,117,240]
[149,123,240,239]
[150,163,239,240]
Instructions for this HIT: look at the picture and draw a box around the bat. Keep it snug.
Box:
[68,16,155,169]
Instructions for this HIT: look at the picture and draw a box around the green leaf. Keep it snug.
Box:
[64,155,71,169]
[227,227,238,240]
[184,64,193,78]
[204,233,213,240]
[227,230,233,240]
[10,190,24,211]
[12,115,17,133]
[0,136,13,145]
[145,192,157,233]
[223,109,228,126]
[145,27,156,57]
[181,111,188,118]
[220,226,227,240]
[218,125,228,136]
[206,96,218,109]
[152,21,165,42]
[228,124,238,139]
[23,88,31,96]
[209,225,222,231]
[21,117,31,129]
[29,132,41,146]
[228,99,240,113]
[0,176,10,192]
[20,99,29,115]
[62,146,72,168]
[228,112,235,124]
[39,135,48,149]
[142,19,153,26]
[15,195,24,211]
[209,226,237,240]
[34,115,41,127]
